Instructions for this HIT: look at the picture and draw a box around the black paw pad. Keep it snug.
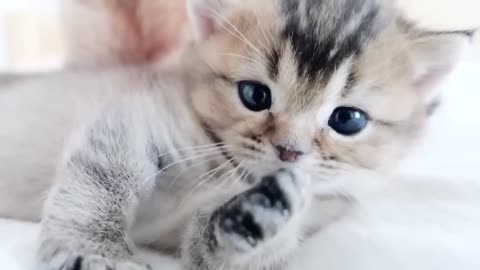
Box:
[254,175,290,214]
[219,208,264,247]
[71,256,83,270]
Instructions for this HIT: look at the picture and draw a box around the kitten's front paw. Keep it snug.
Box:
[41,253,151,270]
[212,169,310,253]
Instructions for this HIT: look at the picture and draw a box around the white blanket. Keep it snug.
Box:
[1,54,479,270]
[2,175,479,270]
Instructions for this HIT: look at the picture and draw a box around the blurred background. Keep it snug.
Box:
[0,0,478,72]
[0,0,63,72]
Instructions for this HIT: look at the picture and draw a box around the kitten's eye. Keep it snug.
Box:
[328,107,368,136]
[238,81,272,112]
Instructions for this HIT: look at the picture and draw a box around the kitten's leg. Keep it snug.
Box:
[182,169,311,270]
[37,111,154,270]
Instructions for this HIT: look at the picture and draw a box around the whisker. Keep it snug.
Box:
[144,150,223,183]
[307,163,362,178]
[214,161,245,191]
[188,158,234,190]
[253,9,277,53]
[178,159,238,207]
[241,168,253,184]
[230,165,251,188]
[167,155,226,190]
[207,7,263,56]
[218,53,263,66]
[153,143,232,160]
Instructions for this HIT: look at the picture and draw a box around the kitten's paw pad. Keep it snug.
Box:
[214,169,310,252]
[255,168,310,214]
[43,254,149,270]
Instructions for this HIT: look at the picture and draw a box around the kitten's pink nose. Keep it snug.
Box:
[274,144,304,163]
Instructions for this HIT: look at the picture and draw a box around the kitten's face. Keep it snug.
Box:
[186,0,467,180]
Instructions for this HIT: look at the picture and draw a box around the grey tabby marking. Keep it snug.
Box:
[148,143,166,171]
[267,47,282,80]
[282,0,381,80]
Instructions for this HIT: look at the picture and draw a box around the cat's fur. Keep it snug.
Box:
[0,0,471,269]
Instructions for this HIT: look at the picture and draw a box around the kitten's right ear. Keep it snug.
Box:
[187,0,230,42]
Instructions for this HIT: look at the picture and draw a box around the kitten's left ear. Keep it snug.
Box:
[187,0,235,42]
[408,29,474,98]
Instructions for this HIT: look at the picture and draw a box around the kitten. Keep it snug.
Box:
[0,0,471,269]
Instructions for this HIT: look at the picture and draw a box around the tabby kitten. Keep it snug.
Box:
[1,0,471,269]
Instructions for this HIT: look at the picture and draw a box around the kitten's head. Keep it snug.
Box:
[184,0,471,179]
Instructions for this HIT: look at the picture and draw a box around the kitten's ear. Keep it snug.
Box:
[187,0,232,42]
[408,30,473,97]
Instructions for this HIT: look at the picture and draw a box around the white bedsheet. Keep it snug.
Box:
[1,53,479,270]
[2,175,479,270]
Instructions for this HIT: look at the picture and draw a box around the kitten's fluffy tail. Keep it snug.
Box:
[61,0,191,67]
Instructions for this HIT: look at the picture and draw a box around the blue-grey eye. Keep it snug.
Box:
[328,107,368,136]
[238,81,272,112]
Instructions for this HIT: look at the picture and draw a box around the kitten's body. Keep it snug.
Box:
[0,70,116,220]
[0,0,471,269]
